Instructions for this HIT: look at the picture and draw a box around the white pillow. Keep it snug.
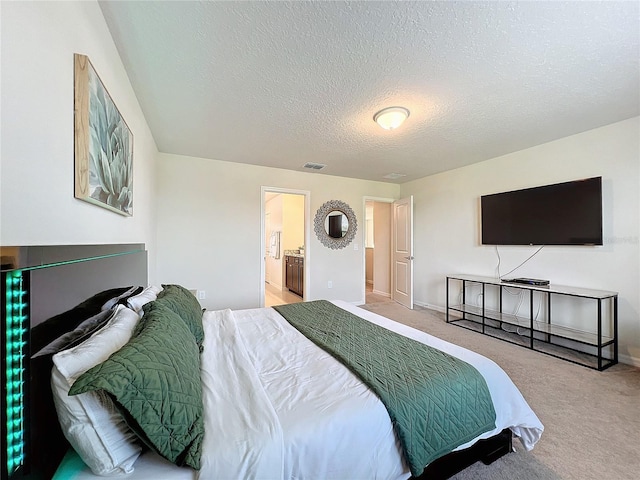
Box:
[126,285,163,313]
[32,309,115,358]
[51,304,143,476]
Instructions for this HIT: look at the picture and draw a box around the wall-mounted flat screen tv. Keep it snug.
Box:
[481,177,603,246]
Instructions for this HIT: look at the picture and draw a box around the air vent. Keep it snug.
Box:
[383,173,407,179]
[303,162,326,170]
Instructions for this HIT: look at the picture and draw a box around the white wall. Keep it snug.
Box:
[265,195,283,288]
[365,248,374,284]
[283,194,305,252]
[0,1,158,281]
[373,201,391,296]
[401,117,640,366]
[156,153,399,310]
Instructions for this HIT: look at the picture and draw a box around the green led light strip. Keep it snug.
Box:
[22,249,142,272]
[5,270,26,476]
[2,248,142,476]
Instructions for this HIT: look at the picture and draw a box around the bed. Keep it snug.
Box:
[1,245,543,480]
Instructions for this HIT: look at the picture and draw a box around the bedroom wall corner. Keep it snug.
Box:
[400,117,640,367]
[0,0,159,283]
[155,153,400,310]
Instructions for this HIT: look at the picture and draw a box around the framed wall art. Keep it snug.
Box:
[74,53,133,216]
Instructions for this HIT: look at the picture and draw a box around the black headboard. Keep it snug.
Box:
[1,244,147,479]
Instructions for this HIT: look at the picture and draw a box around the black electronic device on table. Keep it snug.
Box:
[502,277,550,286]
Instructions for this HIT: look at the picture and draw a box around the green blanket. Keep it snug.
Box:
[274,300,496,476]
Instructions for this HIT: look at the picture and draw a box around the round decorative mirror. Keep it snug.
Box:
[314,200,358,249]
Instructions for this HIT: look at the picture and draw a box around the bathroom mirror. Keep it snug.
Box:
[314,200,357,249]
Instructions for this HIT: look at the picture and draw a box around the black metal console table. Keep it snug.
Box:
[446,275,618,371]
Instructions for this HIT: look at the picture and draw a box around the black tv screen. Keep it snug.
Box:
[481,177,603,246]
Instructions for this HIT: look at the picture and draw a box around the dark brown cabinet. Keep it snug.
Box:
[286,255,304,297]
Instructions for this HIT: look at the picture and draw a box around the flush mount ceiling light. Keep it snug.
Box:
[373,106,410,130]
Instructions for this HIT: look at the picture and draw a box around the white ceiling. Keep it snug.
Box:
[99,1,640,184]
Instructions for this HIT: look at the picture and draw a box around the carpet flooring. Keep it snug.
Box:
[361,301,640,480]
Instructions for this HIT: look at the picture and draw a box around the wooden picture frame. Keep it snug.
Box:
[74,53,133,216]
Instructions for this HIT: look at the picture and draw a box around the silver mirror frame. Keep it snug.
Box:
[314,200,358,249]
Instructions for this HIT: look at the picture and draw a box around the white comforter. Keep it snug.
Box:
[197,301,543,480]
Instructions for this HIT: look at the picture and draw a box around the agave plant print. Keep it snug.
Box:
[74,53,133,216]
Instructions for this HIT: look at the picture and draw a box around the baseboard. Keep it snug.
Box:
[618,353,640,368]
[372,289,391,297]
[414,301,445,313]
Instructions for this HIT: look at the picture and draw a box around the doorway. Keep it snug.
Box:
[363,196,414,308]
[363,198,393,305]
[261,187,310,307]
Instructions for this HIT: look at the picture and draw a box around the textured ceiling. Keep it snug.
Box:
[99,1,640,184]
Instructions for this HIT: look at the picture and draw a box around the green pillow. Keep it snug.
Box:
[70,303,204,470]
[152,284,204,349]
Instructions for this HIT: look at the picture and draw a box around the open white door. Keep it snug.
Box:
[392,196,414,309]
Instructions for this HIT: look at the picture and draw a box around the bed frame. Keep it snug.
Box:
[415,428,512,479]
[2,243,511,480]
[1,244,147,479]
